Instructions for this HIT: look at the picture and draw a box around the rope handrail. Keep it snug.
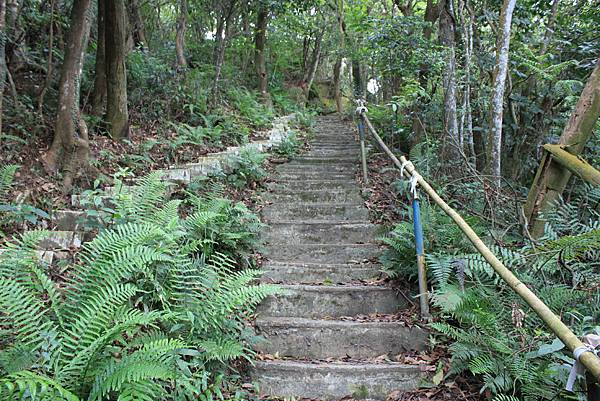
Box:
[355,108,600,382]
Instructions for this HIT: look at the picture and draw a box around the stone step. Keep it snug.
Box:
[251,360,423,400]
[257,284,405,318]
[261,203,368,221]
[274,171,355,181]
[264,222,377,244]
[289,156,359,164]
[51,210,88,231]
[39,231,83,250]
[260,261,379,283]
[264,189,363,204]
[266,179,357,191]
[255,317,428,358]
[275,164,357,174]
[265,243,381,264]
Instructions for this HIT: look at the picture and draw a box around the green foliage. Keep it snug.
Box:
[0,166,49,236]
[274,131,301,157]
[0,173,279,400]
[224,148,268,189]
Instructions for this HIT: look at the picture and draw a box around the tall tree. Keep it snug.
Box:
[524,59,600,237]
[128,0,148,50]
[301,28,325,103]
[105,0,129,139]
[175,0,187,68]
[212,0,237,101]
[439,0,459,159]
[254,1,270,104]
[91,0,106,115]
[43,0,94,192]
[332,0,345,113]
[486,0,517,188]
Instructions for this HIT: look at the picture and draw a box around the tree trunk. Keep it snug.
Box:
[43,0,94,193]
[486,0,517,188]
[36,0,55,114]
[352,58,362,98]
[333,58,343,113]
[439,0,459,160]
[459,0,475,164]
[175,0,187,68]
[254,3,270,105]
[524,59,600,238]
[302,28,325,103]
[91,0,106,115]
[211,0,236,102]
[128,0,147,50]
[0,0,6,134]
[105,0,129,139]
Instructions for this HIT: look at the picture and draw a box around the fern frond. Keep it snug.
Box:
[0,371,79,401]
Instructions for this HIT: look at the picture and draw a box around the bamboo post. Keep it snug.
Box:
[412,193,430,319]
[359,112,600,381]
[542,144,600,186]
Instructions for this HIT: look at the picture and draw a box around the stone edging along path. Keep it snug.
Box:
[1,114,297,264]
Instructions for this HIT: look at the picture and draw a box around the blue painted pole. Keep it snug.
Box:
[412,194,430,319]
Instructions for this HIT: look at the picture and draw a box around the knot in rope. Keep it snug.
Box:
[399,160,414,178]
[566,335,600,391]
[355,99,368,115]
[409,172,421,199]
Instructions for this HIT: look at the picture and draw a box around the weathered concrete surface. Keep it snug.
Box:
[252,360,423,400]
[264,243,381,264]
[260,261,379,283]
[39,231,83,250]
[51,210,87,231]
[266,179,357,191]
[255,317,428,358]
[264,189,363,204]
[261,203,368,221]
[263,222,377,244]
[275,171,356,181]
[257,285,406,318]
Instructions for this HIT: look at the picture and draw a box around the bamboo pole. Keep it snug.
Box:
[542,144,600,186]
[360,113,600,381]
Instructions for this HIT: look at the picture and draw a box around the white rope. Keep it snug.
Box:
[409,171,421,199]
[566,334,600,391]
[400,160,413,178]
[355,99,368,115]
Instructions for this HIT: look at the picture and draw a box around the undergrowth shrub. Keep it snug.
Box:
[274,131,301,158]
[0,173,278,400]
[224,148,268,189]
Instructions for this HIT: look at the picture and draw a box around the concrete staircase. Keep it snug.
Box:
[253,116,427,400]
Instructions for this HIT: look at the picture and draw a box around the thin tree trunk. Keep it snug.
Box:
[0,0,6,134]
[460,0,475,164]
[128,0,147,50]
[211,0,236,102]
[439,0,459,160]
[540,0,559,56]
[486,0,517,188]
[175,0,187,68]
[36,0,55,114]
[352,58,362,98]
[254,3,270,105]
[105,0,129,139]
[524,59,600,237]
[43,0,94,193]
[91,0,106,115]
[302,28,325,103]
[333,0,345,114]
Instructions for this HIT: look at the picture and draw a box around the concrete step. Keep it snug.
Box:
[257,284,405,318]
[266,179,357,191]
[289,156,359,164]
[264,222,377,244]
[261,203,368,221]
[51,210,88,231]
[264,189,363,204]
[274,171,355,181]
[264,243,381,264]
[255,317,428,358]
[251,360,423,400]
[261,261,379,283]
[39,231,83,250]
[275,164,357,175]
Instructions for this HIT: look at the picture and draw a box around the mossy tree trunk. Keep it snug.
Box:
[439,0,459,160]
[105,0,129,139]
[254,2,270,105]
[91,0,106,115]
[43,0,94,193]
[175,0,187,68]
[524,59,600,238]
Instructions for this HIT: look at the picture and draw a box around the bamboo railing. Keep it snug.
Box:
[355,109,600,383]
